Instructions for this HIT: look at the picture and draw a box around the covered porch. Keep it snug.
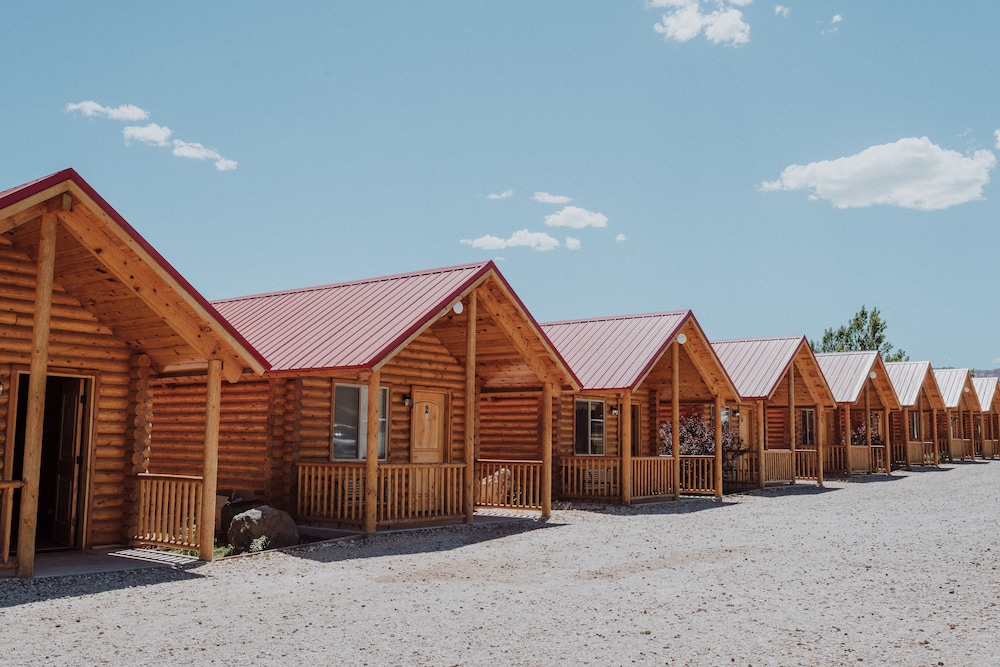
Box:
[933,369,980,463]
[972,377,1000,460]
[885,361,944,468]
[0,170,266,576]
[543,311,737,503]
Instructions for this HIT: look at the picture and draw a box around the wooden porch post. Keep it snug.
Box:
[757,400,765,489]
[844,405,853,476]
[817,408,825,487]
[621,390,632,505]
[364,370,381,535]
[931,408,940,466]
[864,384,872,472]
[713,395,723,499]
[198,359,223,561]
[672,341,680,500]
[788,369,796,485]
[902,407,910,470]
[541,382,553,518]
[15,212,57,578]
[464,293,477,523]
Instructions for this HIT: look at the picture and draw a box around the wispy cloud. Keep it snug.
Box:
[822,14,842,34]
[565,236,581,250]
[649,0,751,46]
[532,191,572,204]
[616,233,627,242]
[487,189,514,200]
[775,5,790,18]
[66,101,149,122]
[760,137,996,211]
[461,229,559,252]
[66,100,237,171]
[994,129,1000,149]
[123,123,172,147]
[544,206,608,229]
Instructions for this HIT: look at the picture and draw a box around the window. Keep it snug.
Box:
[575,399,605,455]
[909,411,920,441]
[800,409,816,447]
[631,404,641,457]
[333,384,388,460]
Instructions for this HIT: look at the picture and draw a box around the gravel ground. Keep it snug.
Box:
[2,462,999,666]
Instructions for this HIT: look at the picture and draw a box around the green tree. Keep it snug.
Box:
[810,305,909,362]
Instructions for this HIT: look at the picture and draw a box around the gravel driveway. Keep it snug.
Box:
[2,462,998,666]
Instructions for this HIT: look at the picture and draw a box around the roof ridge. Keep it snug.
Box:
[541,310,690,327]
[711,335,803,344]
[214,261,491,304]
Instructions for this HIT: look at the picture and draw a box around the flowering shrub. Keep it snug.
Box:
[658,414,742,456]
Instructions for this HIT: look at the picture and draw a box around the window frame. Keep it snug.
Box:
[574,398,606,456]
[909,411,920,441]
[332,384,389,461]
[800,408,816,447]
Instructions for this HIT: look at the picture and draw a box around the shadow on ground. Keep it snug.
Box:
[283,517,561,566]
[565,496,735,516]
[0,563,205,608]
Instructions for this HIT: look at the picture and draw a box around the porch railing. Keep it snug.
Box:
[1,480,24,567]
[795,449,819,481]
[983,439,998,460]
[949,438,972,461]
[296,462,466,526]
[559,457,621,499]
[825,444,847,474]
[475,460,543,510]
[632,456,674,499]
[923,441,937,465]
[850,446,872,473]
[870,445,886,472]
[679,455,715,495]
[723,450,759,487]
[135,473,203,550]
[763,449,794,483]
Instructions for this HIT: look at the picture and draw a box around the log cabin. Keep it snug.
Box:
[971,377,1000,460]
[0,169,267,576]
[153,262,579,534]
[884,362,945,468]
[540,311,737,502]
[815,352,901,476]
[933,369,981,462]
[710,336,836,489]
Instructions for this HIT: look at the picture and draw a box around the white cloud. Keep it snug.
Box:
[651,0,750,46]
[565,237,582,250]
[487,189,514,200]
[775,5,790,17]
[822,14,842,34]
[123,123,172,147]
[994,129,1000,149]
[67,100,237,171]
[461,229,560,252]
[66,101,149,121]
[832,14,842,23]
[760,137,997,211]
[171,140,238,171]
[544,205,609,229]
[616,233,627,242]
[532,191,572,204]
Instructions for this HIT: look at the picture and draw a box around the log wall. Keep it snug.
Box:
[0,235,134,547]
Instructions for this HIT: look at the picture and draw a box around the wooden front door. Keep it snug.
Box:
[411,389,448,511]
[52,379,85,546]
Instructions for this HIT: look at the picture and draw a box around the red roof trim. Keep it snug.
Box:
[0,169,270,372]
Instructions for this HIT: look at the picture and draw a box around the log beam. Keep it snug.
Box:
[621,390,632,505]
[464,293,477,523]
[364,370,381,535]
[198,359,223,561]
[541,382,553,518]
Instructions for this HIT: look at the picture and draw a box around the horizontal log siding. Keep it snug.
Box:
[380,327,466,463]
[766,408,789,449]
[478,392,541,460]
[149,379,272,499]
[0,235,134,547]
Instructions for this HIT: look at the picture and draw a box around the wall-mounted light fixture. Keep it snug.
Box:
[963,386,970,393]
[402,393,412,407]
[610,406,619,416]
[453,300,464,315]
[676,333,687,345]
[869,371,877,379]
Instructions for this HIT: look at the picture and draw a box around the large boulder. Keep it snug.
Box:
[227,505,299,554]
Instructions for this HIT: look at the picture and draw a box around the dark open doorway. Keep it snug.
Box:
[10,373,91,552]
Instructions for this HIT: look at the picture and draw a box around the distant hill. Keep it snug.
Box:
[974,369,1000,378]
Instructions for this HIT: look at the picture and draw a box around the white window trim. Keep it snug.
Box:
[575,398,606,456]
[332,384,389,461]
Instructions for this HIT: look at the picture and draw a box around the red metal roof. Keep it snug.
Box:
[973,376,1000,413]
[540,312,690,390]
[815,351,880,404]
[934,368,980,410]
[884,361,931,407]
[710,336,803,400]
[213,262,497,372]
[0,169,268,373]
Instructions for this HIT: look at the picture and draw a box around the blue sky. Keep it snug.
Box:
[3,2,999,368]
